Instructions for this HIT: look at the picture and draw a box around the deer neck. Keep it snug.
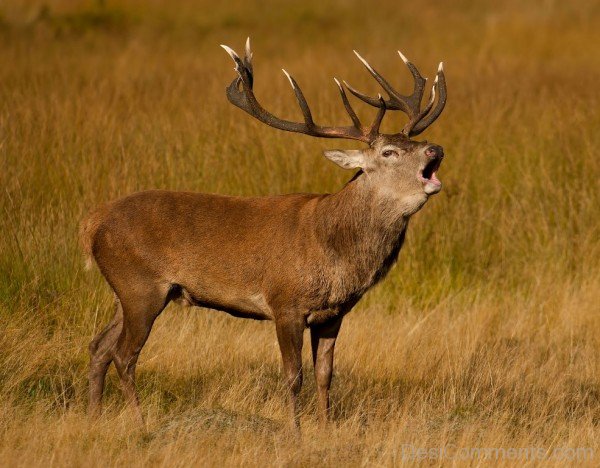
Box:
[314,171,410,274]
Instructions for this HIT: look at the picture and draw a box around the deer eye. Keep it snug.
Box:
[382,149,397,158]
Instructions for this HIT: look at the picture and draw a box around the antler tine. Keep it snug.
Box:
[221,40,386,143]
[220,44,245,81]
[343,80,385,108]
[243,37,253,86]
[397,50,427,112]
[282,69,315,127]
[368,94,387,139]
[334,78,362,129]
[410,62,447,136]
[352,51,411,113]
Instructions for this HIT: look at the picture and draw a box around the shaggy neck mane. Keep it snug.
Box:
[313,171,410,302]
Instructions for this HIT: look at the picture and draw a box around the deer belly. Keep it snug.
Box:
[172,284,274,321]
[306,308,343,325]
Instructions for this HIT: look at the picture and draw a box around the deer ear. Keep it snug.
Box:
[323,150,366,170]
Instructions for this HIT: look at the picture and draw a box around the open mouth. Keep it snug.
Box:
[418,157,443,193]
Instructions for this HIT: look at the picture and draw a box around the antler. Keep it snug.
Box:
[221,38,386,144]
[344,50,446,137]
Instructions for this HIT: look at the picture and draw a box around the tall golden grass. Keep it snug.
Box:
[1,0,599,465]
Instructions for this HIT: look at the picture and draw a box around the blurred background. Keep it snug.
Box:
[0,0,599,465]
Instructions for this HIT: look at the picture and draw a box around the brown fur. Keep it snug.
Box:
[82,134,444,429]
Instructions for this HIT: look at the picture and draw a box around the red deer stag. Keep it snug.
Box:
[81,38,447,429]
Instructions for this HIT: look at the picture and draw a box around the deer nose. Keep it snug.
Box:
[425,145,444,159]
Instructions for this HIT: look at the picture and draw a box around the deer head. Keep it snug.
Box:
[221,39,447,204]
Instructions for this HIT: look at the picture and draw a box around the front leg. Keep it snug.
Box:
[310,316,343,423]
[275,316,305,431]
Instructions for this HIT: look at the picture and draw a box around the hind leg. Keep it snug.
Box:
[89,293,123,418]
[111,285,169,425]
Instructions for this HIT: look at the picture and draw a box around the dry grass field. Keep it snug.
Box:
[1,0,599,465]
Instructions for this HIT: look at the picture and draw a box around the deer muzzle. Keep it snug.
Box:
[419,145,444,194]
